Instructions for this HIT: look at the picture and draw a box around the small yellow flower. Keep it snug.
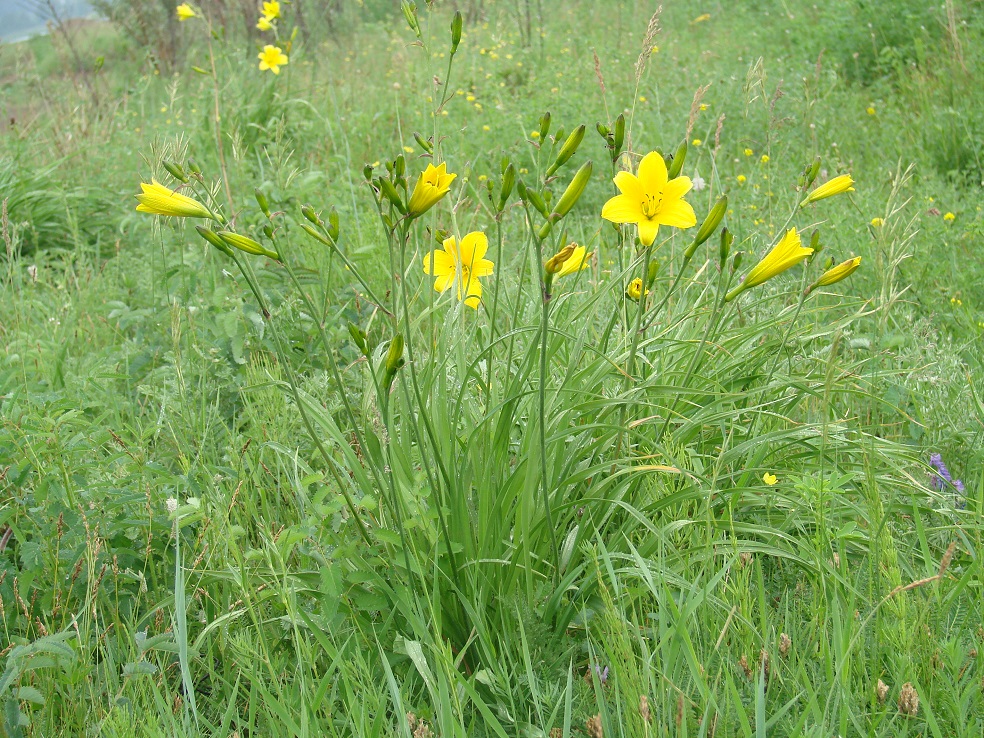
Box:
[950,296,962,306]
[135,179,215,219]
[699,103,708,111]
[943,211,955,222]
[257,15,273,31]
[726,228,813,301]
[403,146,414,153]
[601,151,697,246]
[258,45,288,74]
[176,3,195,21]
[737,175,747,184]
[407,162,456,218]
[760,154,770,164]
[261,1,280,19]
[810,256,862,290]
[763,473,778,486]
[466,94,476,101]
[692,13,711,23]
[482,125,490,131]
[422,231,494,309]
[744,148,753,157]
[870,217,884,227]
[866,106,876,116]
[692,138,702,147]
[531,131,540,139]
[626,278,649,301]
[801,174,855,206]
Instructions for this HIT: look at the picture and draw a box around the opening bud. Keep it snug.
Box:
[545,244,575,274]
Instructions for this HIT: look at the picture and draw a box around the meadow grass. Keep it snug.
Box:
[1,1,982,736]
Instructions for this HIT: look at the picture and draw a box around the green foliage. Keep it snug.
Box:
[0,1,982,736]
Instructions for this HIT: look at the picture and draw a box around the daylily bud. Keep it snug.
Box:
[450,11,462,54]
[596,122,610,138]
[516,178,528,201]
[806,156,821,187]
[384,334,405,378]
[730,250,743,273]
[553,126,565,145]
[719,227,734,264]
[526,188,548,216]
[187,158,202,176]
[217,231,280,260]
[551,160,593,220]
[378,178,407,214]
[301,205,321,226]
[163,160,189,183]
[809,229,822,254]
[363,164,374,181]
[394,154,406,179]
[538,111,551,140]
[348,322,368,355]
[647,258,660,287]
[667,139,688,179]
[496,164,514,211]
[255,188,271,217]
[685,194,728,259]
[413,131,433,154]
[545,124,585,178]
[401,1,420,36]
[806,256,862,294]
[613,114,625,157]
[196,226,234,257]
[262,223,274,240]
[300,223,334,249]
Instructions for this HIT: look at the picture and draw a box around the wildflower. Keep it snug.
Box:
[555,243,592,278]
[807,256,861,292]
[166,498,179,513]
[929,453,965,494]
[726,228,813,301]
[422,231,493,309]
[626,278,648,301]
[801,174,855,206]
[692,13,711,22]
[870,217,884,227]
[407,162,456,218]
[737,174,747,184]
[943,211,955,222]
[692,138,702,147]
[258,45,288,74]
[898,683,919,717]
[601,151,696,246]
[257,16,273,31]
[760,154,769,163]
[176,3,196,21]
[763,473,778,485]
[261,1,280,19]
[866,106,876,116]
[692,173,706,192]
[744,148,753,157]
[135,179,215,219]
[531,131,540,139]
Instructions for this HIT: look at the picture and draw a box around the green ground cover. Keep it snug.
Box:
[1,1,982,735]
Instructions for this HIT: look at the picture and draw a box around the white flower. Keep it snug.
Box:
[166,498,178,513]
[692,173,706,192]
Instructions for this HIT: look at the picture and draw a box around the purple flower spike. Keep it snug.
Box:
[594,665,609,685]
[929,453,965,502]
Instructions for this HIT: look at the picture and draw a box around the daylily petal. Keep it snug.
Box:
[637,219,660,246]
[471,258,495,278]
[662,175,693,202]
[637,151,668,192]
[459,231,488,267]
[443,236,459,261]
[657,199,697,229]
[424,249,454,276]
[613,171,643,200]
[434,273,454,293]
[461,273,483,309]
[602,194,643,224]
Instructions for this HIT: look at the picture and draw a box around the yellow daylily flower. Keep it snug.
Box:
[176,3,196,21]
[407,162,456,218]
[261,1,280,19]
[258,45,288,74]
[423,231,494,309]
[257,15,274,31]
[135,179,214,219]
[601,151,696,246]
[626,278,649,301]
[801,174,855,206]
[809,256,861,292]
[726,228,814,301]
[556,244,592,278]
[763,473,778,486]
